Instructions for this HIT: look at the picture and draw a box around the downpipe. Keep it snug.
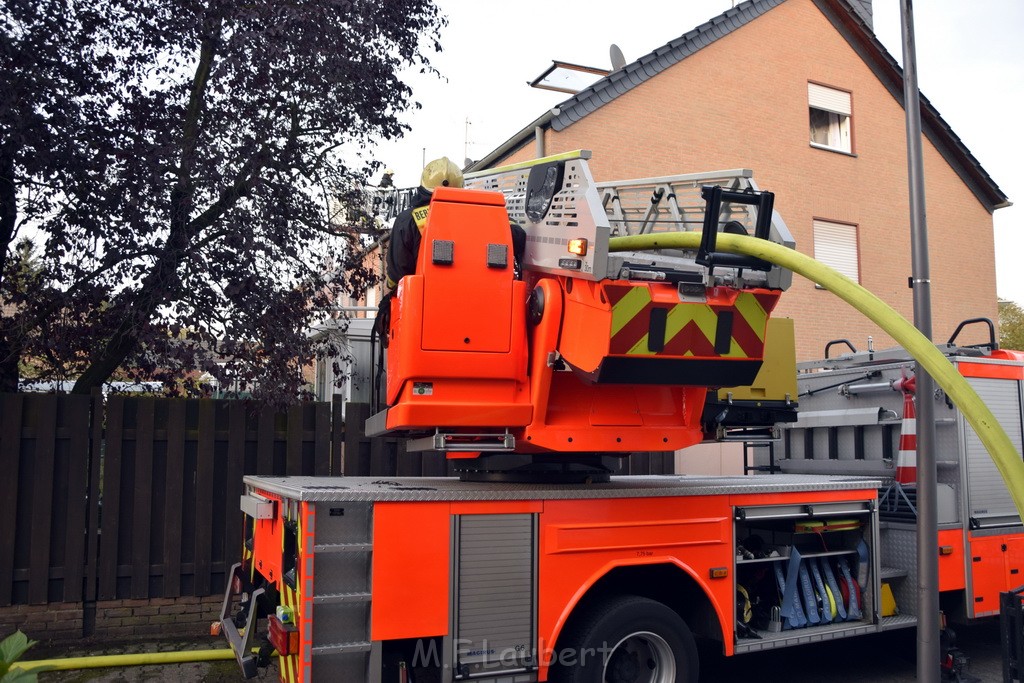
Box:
[608,231,1024,520]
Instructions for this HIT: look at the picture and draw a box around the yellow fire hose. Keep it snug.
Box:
[9,647,251,673]
[609,231,1024,519]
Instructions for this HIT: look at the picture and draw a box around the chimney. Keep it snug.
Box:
[847,0,873,30]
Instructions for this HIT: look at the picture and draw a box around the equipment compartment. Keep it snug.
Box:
[733,500,883,652]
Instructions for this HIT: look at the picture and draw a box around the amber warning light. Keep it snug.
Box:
[568,238,588,256]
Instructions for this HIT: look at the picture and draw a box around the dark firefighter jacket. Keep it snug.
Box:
[385,187,526,288]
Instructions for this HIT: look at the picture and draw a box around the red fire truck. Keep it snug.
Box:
[219,152,1015,682]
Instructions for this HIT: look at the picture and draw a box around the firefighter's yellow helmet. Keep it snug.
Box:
[420,157,464,193]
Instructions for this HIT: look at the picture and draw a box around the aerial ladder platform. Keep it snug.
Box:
[366,150,797,480]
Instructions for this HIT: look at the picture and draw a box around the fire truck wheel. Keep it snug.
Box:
[551,595,697,683]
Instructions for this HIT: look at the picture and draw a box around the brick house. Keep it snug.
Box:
[469,0,1009,362]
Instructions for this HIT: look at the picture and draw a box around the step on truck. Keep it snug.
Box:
[219,151,995,681]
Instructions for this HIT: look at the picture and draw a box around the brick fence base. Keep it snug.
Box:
[0,596,224,643]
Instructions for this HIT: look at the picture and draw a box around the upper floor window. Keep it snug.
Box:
[809,83,852,153]
[813,218,859,284]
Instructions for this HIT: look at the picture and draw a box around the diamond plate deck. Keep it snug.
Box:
[244,474,882,502]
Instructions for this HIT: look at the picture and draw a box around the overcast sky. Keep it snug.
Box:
[367,0,1024,306]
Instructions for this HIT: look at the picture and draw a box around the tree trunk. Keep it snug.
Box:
[0,331,21,393]
[71,226,188,393]
[1,148,21,392]
[0,148,15,290]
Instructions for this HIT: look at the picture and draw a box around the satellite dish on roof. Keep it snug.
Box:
[610,44,626,71]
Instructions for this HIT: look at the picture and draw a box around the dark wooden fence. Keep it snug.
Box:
[0,394,672,608]
[0,393,337,607]
[1,393,95,608]
[96,397,337,602]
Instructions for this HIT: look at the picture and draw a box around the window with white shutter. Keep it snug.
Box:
[809,83,852,153]
[813,219,859,283]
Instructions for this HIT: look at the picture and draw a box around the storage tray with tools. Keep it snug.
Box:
[733,501,877,651]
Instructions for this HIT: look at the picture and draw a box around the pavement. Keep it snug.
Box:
[21,618,1005,682]
[701,618,1003,682]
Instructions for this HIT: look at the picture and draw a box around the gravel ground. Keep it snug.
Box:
[20,619,1004,682]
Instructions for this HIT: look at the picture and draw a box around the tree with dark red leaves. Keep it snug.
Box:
[1,0,444,402]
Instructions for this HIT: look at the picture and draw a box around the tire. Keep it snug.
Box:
[549,595,698,683]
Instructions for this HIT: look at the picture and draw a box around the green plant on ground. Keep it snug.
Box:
[1,631,39,682]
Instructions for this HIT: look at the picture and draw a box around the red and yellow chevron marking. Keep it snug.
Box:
[607,285,778,358]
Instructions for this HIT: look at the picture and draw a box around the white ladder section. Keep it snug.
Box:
[464,150,794,291]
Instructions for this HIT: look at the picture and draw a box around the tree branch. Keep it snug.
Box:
[186,144,271,234]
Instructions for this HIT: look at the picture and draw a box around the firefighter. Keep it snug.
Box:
[385,156,526,289]
[385,156,464,289]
